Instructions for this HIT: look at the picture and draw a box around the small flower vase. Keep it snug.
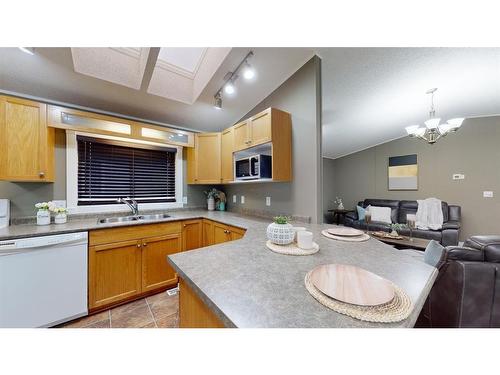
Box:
[218,202,225,211]
[266,222,295,245]
[36,209,50,226]
[54,212,67,224]
[338,202,344,210]
[207,197,215,211]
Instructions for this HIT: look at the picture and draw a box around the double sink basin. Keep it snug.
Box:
[98,213,171,224]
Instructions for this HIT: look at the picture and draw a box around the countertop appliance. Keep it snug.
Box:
[0,232,88,327]
[0,199,9,229]
[235,154,272,180]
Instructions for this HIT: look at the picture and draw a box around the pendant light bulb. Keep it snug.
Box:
[224,81,236,95]
[242,62,255,80]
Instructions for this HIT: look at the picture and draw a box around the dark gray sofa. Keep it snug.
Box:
[344,198,461,246]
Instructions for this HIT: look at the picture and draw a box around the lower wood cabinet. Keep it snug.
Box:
[141,233,182,293]
[182,219,202,251]
[179,278,225,328]
[88,239,143,310]
[88,219,246,312]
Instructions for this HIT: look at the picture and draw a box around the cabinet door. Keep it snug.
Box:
[213,222,232,244]
[182,219,202,251]
[249,108,272,147]
[89,240,142,310]
[221,127,234,182]
[202,219,214,247]
[0,96,54,182]
[233,120,250,151]
[194,133,221,183]
[229,226,246,241]
[142,234,182,293]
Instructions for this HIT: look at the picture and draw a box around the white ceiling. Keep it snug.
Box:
[157,47,207,75]
[0,47,314,133]
[318,48,500,159]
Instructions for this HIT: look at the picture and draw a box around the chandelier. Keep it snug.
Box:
[405,88,464,144]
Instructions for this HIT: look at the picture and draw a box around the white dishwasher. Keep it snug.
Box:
[0,232,88,328]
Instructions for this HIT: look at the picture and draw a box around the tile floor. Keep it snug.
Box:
[60,290,179,328]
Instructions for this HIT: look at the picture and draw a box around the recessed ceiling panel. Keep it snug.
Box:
[71,47,150,89]
[147,47,231,104]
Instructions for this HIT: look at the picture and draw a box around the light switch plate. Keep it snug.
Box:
[483,191,494,198]
[233,195,237,203]
[182,196,187,204]
[453,174,465,180]
[241,195,245,204]
[266,197,271,206]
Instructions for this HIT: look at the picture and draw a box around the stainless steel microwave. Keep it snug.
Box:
[235,154,272,180]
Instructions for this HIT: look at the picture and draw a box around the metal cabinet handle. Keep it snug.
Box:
[137,244,141,248]
[39,172,45,177]
[143,242,147,247]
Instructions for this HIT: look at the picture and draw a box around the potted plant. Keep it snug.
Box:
[35,202,51,226]
[390,223,407,237]
[204,188,219,211]
[49,203,68,224]
[334,197,344,210]
[267,215,295,245]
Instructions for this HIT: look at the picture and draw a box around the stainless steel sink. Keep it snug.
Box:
[137,213,171,221]
[98,213,170,224]
[98,216,140,224]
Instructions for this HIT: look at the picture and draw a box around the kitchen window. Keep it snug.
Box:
[66,131,183,213]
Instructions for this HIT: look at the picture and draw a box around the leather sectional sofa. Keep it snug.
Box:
[416,235,500,327]
[344,198,461,246]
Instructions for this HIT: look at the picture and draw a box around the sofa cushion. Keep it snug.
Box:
[464,236,500,263]
[355,221,391,232]
[367,206,392,224]
[398,227,442,242]
[363,199,399,223]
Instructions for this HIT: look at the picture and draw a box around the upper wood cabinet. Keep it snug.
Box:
[221,127,234,183]
[232,109,272,151]
[233,120,250,151]
[0,96,55,182]
[187,132,221,184]
[48,105,194,147]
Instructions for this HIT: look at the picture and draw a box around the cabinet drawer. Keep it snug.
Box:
[89,221,182,246]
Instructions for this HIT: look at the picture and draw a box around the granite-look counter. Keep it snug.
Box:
[168,211,438,328]
[0,210,437,328]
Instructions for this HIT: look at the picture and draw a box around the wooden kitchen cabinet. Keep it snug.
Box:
[202,219,215,247]
[141,233,182,293]
[182,219,202,251]
[220,127,234,182]
[187,132,221,184]
[248,108,272,147]
[0,96,55,182]
[233,120,250,151]
[213,221,246,244]
[88,239,143,310]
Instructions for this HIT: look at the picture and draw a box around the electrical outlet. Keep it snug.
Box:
[453,174,465,180]
[182,196,187,204]
[266,197,271,206]
[233,195,237,203]
[241,195,245,204]
[483,191,494,198]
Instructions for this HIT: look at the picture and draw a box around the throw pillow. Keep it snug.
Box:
[368,206,392,224]
[356,205,366,221]
[423,240,444,267]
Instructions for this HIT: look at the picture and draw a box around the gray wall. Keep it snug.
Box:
[322,157,337,219]
[224,56,323,223]
[0,130,207,218]
[323,116,500,240]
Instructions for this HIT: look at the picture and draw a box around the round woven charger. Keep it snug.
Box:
[266,240,319,256]
[321,229,370,242]
[304,270,413,323]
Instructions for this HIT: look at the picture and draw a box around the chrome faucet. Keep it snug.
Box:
[117,197,139,216]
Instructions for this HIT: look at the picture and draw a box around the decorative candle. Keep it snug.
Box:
[297,231,313,250]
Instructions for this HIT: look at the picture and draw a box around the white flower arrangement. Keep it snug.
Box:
[51,206,68,214]
[35,202,50,210]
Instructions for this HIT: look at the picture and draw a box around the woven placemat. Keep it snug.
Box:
[321,229,370,242]
[266,240,319,256]
[304,270,413,323]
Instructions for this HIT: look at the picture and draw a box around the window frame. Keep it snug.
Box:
[66,130,183,214]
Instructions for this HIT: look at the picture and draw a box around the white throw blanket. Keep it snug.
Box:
[416,198,443,230]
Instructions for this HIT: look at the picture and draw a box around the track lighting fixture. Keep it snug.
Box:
[214,92,222,110]
[212,50,255,110]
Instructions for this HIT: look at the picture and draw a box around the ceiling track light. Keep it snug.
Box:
[405,88,464,144]
[213,51,255,110]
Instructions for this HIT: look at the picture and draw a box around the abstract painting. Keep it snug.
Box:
[388,154,418,190]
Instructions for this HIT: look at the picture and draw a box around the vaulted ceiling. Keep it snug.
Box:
[0,47,315,132]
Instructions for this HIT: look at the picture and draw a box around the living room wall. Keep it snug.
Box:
[323,115,500,240]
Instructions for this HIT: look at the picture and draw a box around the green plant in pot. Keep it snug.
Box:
[390,223,407,237]
[267,215,294,245]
